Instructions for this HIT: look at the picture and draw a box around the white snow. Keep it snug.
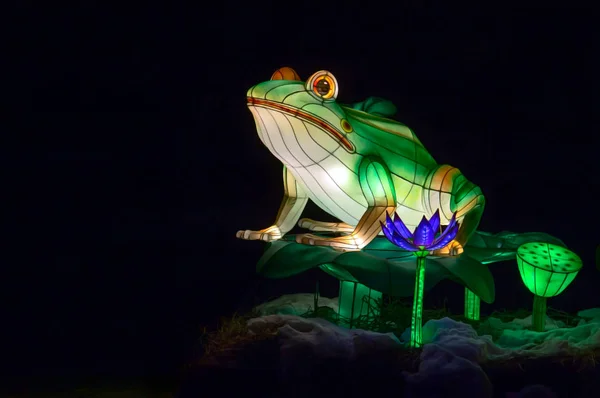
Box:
[400,312,600,397]
[253,293,339,316]
[247,314,400,383]
[248,295,600,397]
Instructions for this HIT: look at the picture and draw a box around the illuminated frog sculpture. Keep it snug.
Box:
[237,67,485,254]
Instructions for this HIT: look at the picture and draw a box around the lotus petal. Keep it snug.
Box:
[381,221,417,251]
[413,215,435,247]
[429,223,460,251]
[392,212,413,240]
[380,220,396,243]
[446,212,458,232]
[391,233,419,252]
[429,210,441,235]
[384,212,395,231]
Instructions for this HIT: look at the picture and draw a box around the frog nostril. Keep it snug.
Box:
[271,67,301,81]
[341,119,353,133]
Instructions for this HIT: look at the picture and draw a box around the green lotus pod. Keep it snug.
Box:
[517,242,582,332]
[517,242,582,298]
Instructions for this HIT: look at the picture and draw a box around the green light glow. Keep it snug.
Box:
[464,288,480,321]
[410,255,427,348]
[338,281,382,328]
[517,242,582,332]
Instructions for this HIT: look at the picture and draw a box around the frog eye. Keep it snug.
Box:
[306,70,339,100]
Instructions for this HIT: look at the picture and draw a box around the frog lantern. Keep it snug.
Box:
[236,67,573,327]
[237,67,486,254]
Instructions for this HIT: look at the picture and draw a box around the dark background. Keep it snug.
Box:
[5,3,598,392]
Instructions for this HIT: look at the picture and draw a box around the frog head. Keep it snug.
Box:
[246,67,359,168]
[247,66,432,174]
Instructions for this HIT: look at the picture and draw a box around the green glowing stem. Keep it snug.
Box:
[314,280,320,313]
[464,288,481,321]
[410,255,427,348]
[532,294,547,332]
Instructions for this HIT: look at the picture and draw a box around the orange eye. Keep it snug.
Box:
[313,75,335,98]
[306,70,339,100]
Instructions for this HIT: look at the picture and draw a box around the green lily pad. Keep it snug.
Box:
[257,235,495,303]
[464,231,566,264]
[255,230,566,304]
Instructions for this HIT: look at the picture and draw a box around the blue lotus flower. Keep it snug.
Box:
[381,210,460,253]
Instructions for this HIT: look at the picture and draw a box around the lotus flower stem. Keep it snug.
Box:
[464,288,481,321]
[314,280,320,313]
[532,295,547,332]
[380,209,460,348]
[410,254,427,348]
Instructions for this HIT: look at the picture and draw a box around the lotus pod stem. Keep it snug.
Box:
[464,288,481,321]
[532,295,547,332]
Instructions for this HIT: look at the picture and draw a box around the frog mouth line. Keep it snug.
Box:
[247,97,355,152]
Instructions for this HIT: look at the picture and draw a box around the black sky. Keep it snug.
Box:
[4,3,598,389]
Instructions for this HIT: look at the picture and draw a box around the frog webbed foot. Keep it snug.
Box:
[431,239,464,257]
[295,233,362,252]
[298,218,354,234]
[236,225,282,242]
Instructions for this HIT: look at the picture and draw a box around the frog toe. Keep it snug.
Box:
[296,233,318,245]
[236,229,252,240]
[432,239,464,256]
[236,226,282,241]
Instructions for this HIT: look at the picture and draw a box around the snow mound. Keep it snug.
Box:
[254,293,338,316]
[247,314,400,359]
[401,313,600,397]
[401,318,497,397]
[247,314,400,383]
[246,307,600,397]
[507,384,558,397]
[578,308,600,322]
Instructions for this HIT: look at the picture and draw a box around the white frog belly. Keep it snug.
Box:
[287,154,368,226]
[287,155,434,231]
[249,104,439,231]
[291,162,433,232]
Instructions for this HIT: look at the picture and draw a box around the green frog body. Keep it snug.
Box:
[237,67,485,253]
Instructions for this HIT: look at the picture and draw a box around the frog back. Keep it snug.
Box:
[343,106,438,186]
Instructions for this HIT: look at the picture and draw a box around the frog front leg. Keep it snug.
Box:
[296,158,396,251]
[236,166,308,242]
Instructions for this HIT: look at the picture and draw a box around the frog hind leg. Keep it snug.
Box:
[295,157,396,251]
[297,218,354,234]
[425,165,485,254]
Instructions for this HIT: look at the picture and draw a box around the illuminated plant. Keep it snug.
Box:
[338,281,382,328]
[517,242,582,332]
[381,209,459,348]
